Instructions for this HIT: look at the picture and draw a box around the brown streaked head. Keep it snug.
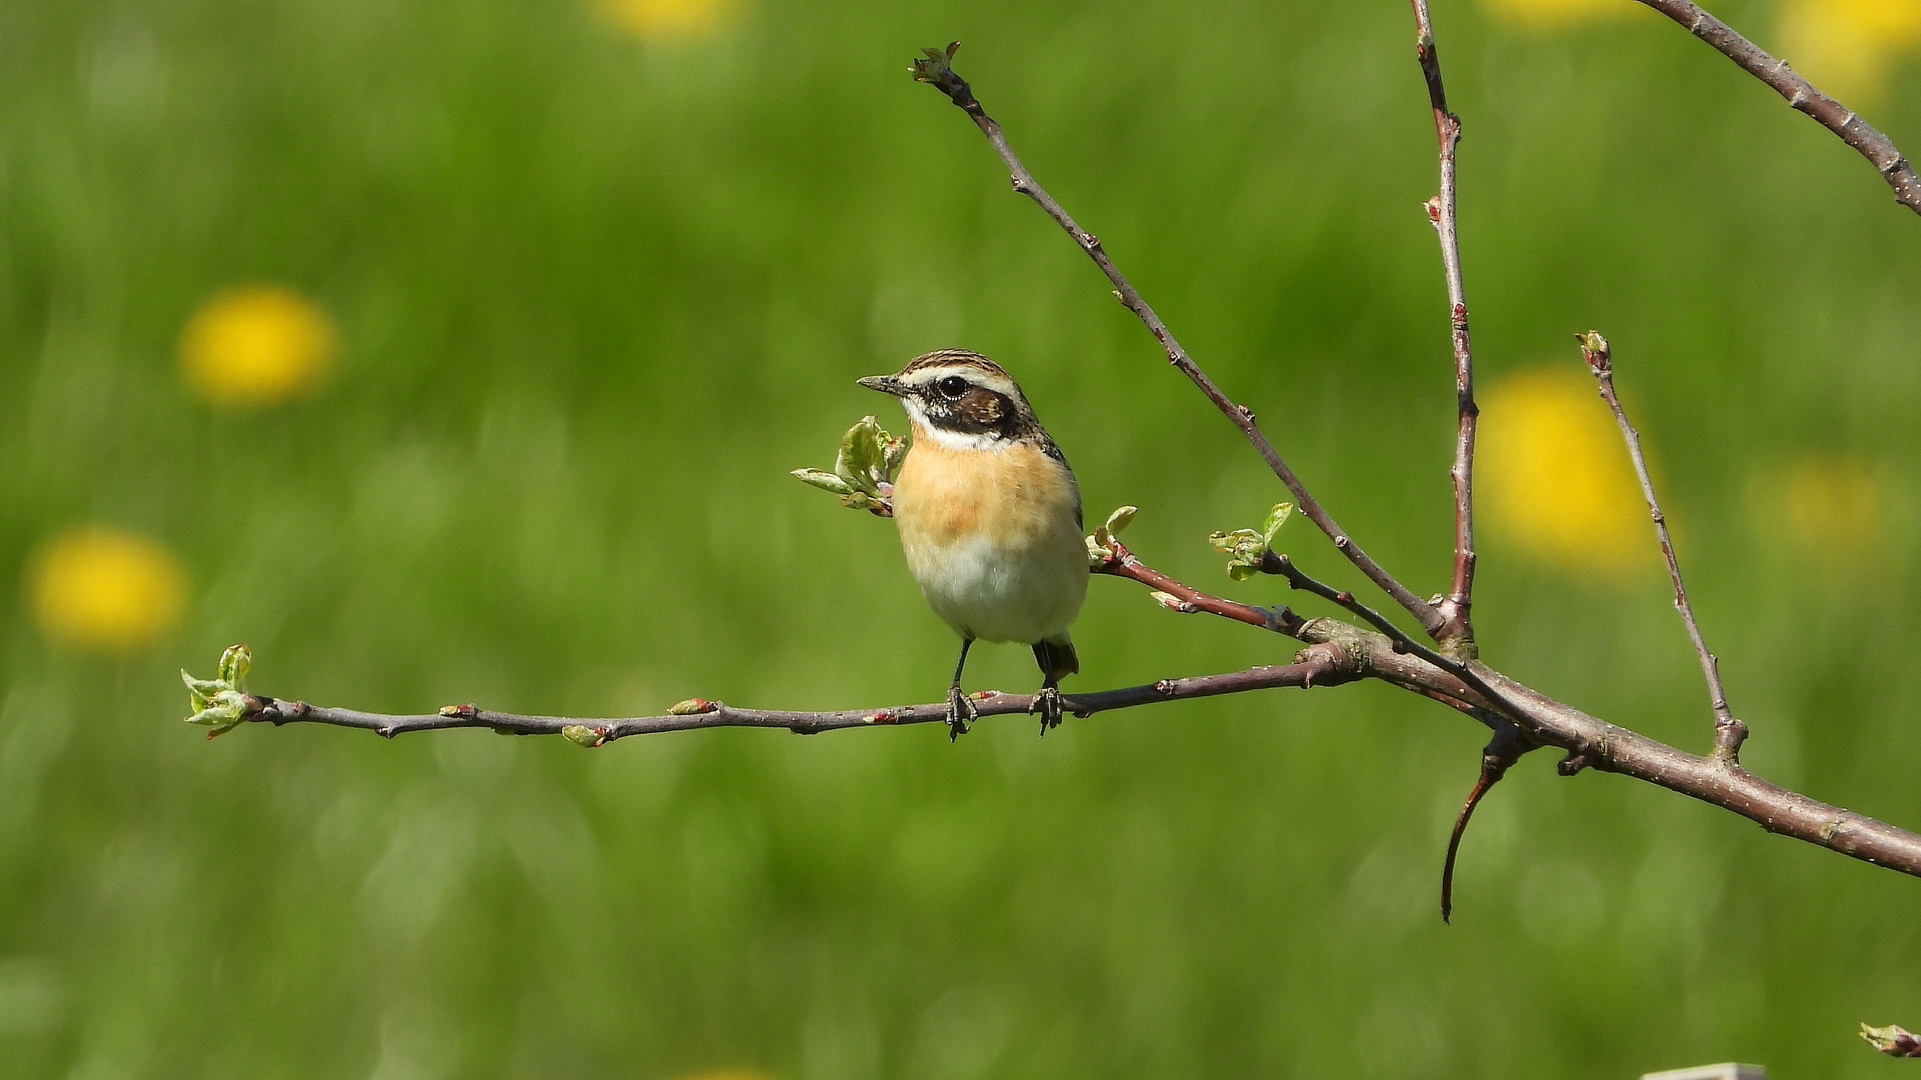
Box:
[857,349,1044,444]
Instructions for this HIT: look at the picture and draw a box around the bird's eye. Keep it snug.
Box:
[937,376,969,399]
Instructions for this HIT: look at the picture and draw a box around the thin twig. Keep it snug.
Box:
[1578,331,1746,764]
[1407,0,1480,653]
[910,43,1447,639]
[1634,0,1921,216]
[239,654,1356,741]
[1095,538,1305,636]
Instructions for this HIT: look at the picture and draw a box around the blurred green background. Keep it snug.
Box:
[4,0,1921,1076]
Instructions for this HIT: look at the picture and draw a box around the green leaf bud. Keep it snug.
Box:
[792,469,853,494]
[218,644,251,685]
[561,725,605,747]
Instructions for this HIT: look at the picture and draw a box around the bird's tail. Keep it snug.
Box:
[1032,634,1079,682]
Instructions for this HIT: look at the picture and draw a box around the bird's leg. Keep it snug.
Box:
[1032,676,1063,736]
[1029,639,1066,736]
[946,638,977,741]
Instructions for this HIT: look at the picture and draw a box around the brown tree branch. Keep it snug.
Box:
[1578,331,1746,763]
[1315,628,1921,878]
[909,43,1448,640]
[1091,544,1921,879]
[1096,537,1305,636]
[1407,0,1480,653]
[200,538,1921,881]
[1633,0,1921,216]
[233,650,1356,743]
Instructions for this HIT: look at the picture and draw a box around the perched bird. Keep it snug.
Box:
[859,349,1088,738]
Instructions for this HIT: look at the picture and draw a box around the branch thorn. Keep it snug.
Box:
[1441,724,1528,922]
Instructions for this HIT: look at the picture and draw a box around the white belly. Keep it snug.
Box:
[907,530,1088,643]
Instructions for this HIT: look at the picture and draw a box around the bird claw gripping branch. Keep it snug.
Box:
[1029,686,1064,736]
[944,683,978,741]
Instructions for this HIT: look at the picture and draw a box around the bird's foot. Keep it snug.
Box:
[1031,686,1063,736]
[946,683,977,741]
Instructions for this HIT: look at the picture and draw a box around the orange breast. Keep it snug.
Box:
[889,426,1089,642]
[891,433,1078,551]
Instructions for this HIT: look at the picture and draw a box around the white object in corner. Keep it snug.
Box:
[1641,1066,1766,1080]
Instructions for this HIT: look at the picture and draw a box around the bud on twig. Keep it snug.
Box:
[1149,590,1198,613]
[1861,1023,1921,1057]
[910,41,971,107]
[1577,330,1611,373]
[181,644,255,737]
[1208,503,1293,580]
[791,415,905,517]
[1085,505,1140,565]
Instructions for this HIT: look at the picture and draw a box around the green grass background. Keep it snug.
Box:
[3,0,1921,1076]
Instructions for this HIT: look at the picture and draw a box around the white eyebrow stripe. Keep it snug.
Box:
[902,365,1022,399]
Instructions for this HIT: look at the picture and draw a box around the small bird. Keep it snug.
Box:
[859,349,1089,739]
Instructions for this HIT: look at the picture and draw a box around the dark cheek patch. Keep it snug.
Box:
[959,390,1006,426]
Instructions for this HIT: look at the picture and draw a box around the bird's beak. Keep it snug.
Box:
[857,375,907,396]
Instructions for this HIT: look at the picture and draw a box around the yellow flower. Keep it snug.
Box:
[1479,0,1631,29]
[1479,366,1648,575]
[179,285,336,408]
[29,527,187,651]
[599,0,739,39]
[1778,0,1921,105]
[1755,453,1886,562]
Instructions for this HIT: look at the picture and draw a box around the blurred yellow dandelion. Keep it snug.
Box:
[1778,0,1921,105]
[179,284,336,408]
[599,0,738,39]
[1755,453,1886,560]
[29,527,187,651]
[1479,365,1648,575]
[1479,0,1631,29]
